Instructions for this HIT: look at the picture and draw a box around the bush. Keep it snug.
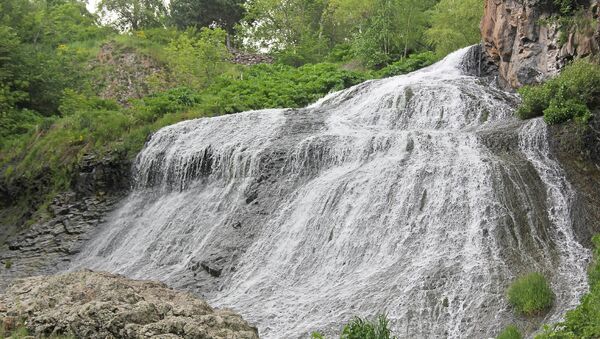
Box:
[311,314,395,339]
[378,52,438,78]
[507,272,554,316]
[497,325,522,339]
[203,63,366,114]
[543,99,591,124]
[341,314,395,339]
[517,59,600,124]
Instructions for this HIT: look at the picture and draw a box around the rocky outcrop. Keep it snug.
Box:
[95,42,168,105]
[481,0,600,88]
[0,153,131,291]
[228,48,274,66]
[0,271,259,339]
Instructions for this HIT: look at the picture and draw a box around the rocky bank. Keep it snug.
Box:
[0,270,259,338]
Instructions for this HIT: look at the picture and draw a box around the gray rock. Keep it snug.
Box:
[0,271,259,339]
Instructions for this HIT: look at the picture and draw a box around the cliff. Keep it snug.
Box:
[481,0,600,88]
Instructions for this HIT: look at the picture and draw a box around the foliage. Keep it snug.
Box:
[425,0,484,57]
[353,0,435,67]
[202,63,367,114]
[535,235,600,339]
[0,25,28,113]
[311,314,396,339]
[507,272,554,316]
[341,314,396,339]
[170,0,245,34]
[497,325,522,339]
[378,51,438,77]
[97,0,167,31]
[240,0,329,62]
[166,28,231,90]
[516,59,600,124]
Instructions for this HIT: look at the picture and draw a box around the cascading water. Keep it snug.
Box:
[70,46,590,338]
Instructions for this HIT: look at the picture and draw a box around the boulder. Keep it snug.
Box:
[0,270,259,339]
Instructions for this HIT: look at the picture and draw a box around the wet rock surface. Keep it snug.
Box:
[481,0,600,88]
[550,117,600,245]
[0,270,259,339]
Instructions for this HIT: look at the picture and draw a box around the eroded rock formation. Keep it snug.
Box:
[0,271,259,339]
[481,0,600,88]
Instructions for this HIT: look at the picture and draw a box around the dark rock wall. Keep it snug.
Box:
[0,154,131,291]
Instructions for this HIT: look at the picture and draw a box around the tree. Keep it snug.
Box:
[169,0,245,42]
[239,0,328,64]
[97,0,167,31]
[0,25,28,113]
[352,0,434,67]
[425,0,483,57]
[166,28,230,89]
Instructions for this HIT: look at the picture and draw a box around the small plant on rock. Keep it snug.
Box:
[507,272,554,316]
[497,325,522,339]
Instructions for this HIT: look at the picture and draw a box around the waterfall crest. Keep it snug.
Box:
[71,47,590,338]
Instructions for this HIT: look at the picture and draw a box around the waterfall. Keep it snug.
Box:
[70,46,590,338]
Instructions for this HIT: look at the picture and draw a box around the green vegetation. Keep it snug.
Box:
[311,314,396,339]
[516,59,600,124]
[241,0,483,67]
[535,235,600,338]
[497,325,522,339]
[507,272,554,316]
[4,259,12,269]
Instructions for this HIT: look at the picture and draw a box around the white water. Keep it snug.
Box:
[71,47,590,338]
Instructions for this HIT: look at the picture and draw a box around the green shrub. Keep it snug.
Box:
[341,314,396,339]
[4,260,12,269]
[497,325,522,339]
[517,59,600,124]
[543,98,591,124]
[507,272,554,316]
[311,314,396,339]
[203,63,366,114]
[516,85,552,119]
[378,52,438,78]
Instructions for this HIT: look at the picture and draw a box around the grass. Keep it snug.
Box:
[497,325,522,339]
[507,272,554,316]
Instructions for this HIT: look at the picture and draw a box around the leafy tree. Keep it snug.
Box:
[240,0,328,63]
[169,0,245,44]
[321,0,373,46]
[425,0,483,57]
[166,28,230,90]
[0,26,28,113]
[44,1,107,46]
[353,0,434,67]
[97,0,167,30]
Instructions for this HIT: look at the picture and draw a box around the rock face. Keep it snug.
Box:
[0,153,131,291]
[481,0,600,88]
[0,271,259,339]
